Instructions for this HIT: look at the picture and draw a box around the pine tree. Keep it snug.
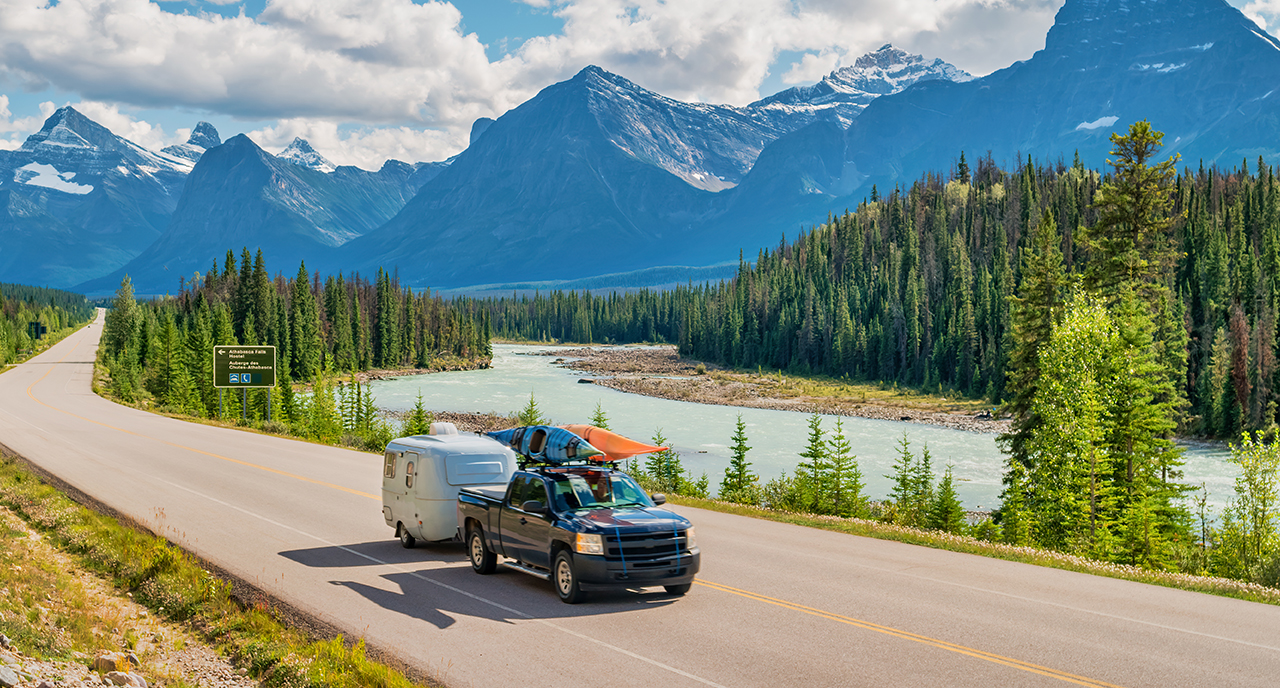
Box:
[401,390,433,437]
[928,465,966,534]
[825,418,865,517]
[1000,210,1068,465]
[589,402,611,429]
[795,414,828,511]
[1084,120,1180,304]
[720,415,757,503]
[517,392,546,425]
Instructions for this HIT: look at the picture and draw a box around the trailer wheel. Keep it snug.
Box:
[468,527,496,574]
[554,551,586,604]
[397,523,416,549]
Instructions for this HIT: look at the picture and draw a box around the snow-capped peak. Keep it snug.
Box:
[161,121,222,163]
[750,45,973,127]
[278,138,336,173]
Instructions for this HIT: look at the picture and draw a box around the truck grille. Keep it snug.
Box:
[606,529,690,569]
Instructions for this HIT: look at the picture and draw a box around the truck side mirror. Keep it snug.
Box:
[651,493,667,505]
[522,500,548,514]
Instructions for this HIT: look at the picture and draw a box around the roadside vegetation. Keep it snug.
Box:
[95,248,491,451]
[0,451,432,687]
[0,282,94,370]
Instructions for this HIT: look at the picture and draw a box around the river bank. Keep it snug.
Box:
[535,346,1011,435]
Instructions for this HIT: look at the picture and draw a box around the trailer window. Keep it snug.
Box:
[384,452,397,479]
[405,461,415,488]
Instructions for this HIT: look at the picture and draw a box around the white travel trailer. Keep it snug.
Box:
[382,422,517,547]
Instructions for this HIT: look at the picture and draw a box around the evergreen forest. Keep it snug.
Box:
[474,123,1280,582]
[96,248,491,445]
[0,283,94,366]
[480,144,1280,442]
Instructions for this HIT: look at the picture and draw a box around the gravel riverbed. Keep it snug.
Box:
[534,346,1010,435]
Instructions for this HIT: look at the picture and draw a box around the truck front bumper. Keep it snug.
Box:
[572,549,701,590]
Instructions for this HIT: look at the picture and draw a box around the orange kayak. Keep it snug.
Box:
[560,424,667,462]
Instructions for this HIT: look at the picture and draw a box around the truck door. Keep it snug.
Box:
[501,476,553,569]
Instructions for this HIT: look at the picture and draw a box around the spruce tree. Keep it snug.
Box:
[826,418,865,517]
[720,415,757,503]
[927,465,966,534]
[517,392,546,425]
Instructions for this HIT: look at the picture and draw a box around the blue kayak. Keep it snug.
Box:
[486,425,605,463]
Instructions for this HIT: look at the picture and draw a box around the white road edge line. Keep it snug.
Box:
[785,540,1280,654]
[154,476,729,688]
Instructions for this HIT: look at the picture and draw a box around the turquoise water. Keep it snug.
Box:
[370,344,1239,511]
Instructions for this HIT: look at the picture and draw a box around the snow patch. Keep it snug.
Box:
[1076,116,1119,131]
[14,163,94,194]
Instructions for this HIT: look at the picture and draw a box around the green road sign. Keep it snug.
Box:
[213,346,276,388]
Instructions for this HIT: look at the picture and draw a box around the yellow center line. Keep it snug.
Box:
[22,323,378,502]
[694,579,1125,688]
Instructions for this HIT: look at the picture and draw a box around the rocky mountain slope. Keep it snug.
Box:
[0,107,193,287]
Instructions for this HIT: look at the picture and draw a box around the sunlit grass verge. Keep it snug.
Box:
[0,452,434,688]
[668,494,1280,607]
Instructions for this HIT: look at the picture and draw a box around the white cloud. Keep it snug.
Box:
[72,100,188,150]
[0,0,1068,165]
[782,51,842,85]
[1243,0,1280,30]
[248,118,464,169]
[0,96,54,150]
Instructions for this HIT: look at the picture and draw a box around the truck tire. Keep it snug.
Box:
[397,523,416,549]
[664,583,692,595]
[553,550,586,604]
[468,527,497,574]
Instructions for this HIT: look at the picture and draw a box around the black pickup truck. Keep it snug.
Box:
[457,464,699,603]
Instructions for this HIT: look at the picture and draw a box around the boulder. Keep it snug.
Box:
[94,651,128,672]
[0,665,18,688]
[104,671,147,687]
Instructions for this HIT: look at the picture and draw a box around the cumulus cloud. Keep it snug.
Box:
[72,100,188,150]
[1243,0,1280,30]
[0,96,54,150]
[782,51,842,85]
[0,0,1069,164]
[248,118,464,169]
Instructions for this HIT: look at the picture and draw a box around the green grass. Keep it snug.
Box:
[668,494,1280,606]
[0,452,435,687]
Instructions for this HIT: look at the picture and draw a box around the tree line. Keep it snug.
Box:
[477,145,1280,441]
[473,122,1280,585]
[0,283,93,366]
[98,248,490,445]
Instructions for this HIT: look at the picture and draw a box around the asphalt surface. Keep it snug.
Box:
[1,312,1278,687]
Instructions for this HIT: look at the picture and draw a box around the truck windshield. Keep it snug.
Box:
[549,472,654,511]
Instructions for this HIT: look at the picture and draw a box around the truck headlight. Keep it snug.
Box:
[685,527,696,550]
[575,532,604,555]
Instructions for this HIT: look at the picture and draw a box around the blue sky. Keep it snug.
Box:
[0,0,1273,169]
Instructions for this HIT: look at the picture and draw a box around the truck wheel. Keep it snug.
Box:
[553,551,586,604]
[397,523,416,549]
[468,527,496,574]
[664,583,692,595]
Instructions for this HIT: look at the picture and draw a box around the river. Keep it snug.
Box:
[370,344,1239,512]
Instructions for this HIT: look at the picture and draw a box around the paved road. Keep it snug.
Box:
[2,313,1278,687]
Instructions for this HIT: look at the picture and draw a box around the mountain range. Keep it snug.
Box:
[3,0,1279,295]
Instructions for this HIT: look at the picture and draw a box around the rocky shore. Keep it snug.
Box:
[535,346,1010,435]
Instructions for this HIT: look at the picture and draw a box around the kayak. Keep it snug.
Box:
[486,425,604,463]
[559,424,667,462]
